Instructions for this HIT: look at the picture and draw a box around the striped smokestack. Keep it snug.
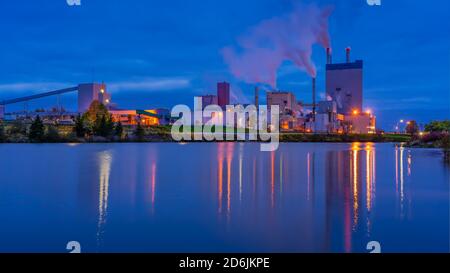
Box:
[326,47,332,64]
[346,47,351,63]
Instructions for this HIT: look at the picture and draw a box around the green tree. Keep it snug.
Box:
[406,120,419,135]
[82,100,110,135]
[106,114,115,136]
[94,114,114,137]
[29,115,45,142]
[425,120,450,132]
[134,122,145,141]
[114,121,123,138]
[74,114,86,137]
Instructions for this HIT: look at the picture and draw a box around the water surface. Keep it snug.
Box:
[0,142,448,253]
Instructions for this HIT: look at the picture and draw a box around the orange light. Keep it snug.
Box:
[366,109,371,115]
[352,109,359,115]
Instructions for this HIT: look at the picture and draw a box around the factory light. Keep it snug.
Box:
[352,109,359,115]
[100,88,105,93]
[400,119,404,123]
[366,109,371,115]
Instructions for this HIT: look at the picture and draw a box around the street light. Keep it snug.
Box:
[396,119,405,134]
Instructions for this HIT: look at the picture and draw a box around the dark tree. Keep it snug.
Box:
[425,120,450,133]
[45,125,60,142]
[106,114,115,136]
[0,121,5,142]
[134,122,145,141]
[114,121,123,138]
[74,114,86,137]
[29,115,45,142]
[9,120,27,135]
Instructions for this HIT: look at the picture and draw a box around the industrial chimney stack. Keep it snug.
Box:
[312,77,316,121]
[254,86,259,110]
[346,47,351,63]
[326,47,332,64]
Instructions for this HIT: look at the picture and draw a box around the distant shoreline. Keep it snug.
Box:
[0,132,412,144]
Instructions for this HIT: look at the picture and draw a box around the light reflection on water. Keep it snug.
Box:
[0,142,448,253]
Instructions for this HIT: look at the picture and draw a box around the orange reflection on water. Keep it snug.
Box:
[227,145,232,216]
[351,143,359,230]
[217,143,235,217]
[217,143,224,213]
[365,143,373,212]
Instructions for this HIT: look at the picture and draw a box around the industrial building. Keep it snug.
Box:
[314,101,345,133]
[200,95,218,110]
[217,82,230,109]
[262,47,376,134]
[266,91,299,115]
[110,108,170,126]
[78,83,112,113]
[326,47,363,115]
[345,111,376,134]
[0,82,170,126]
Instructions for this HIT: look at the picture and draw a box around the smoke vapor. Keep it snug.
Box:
[222,3,333,88]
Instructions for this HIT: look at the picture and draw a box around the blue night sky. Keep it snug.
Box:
[0,0,448,129]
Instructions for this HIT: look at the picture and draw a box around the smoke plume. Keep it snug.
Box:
[222,3,333,88]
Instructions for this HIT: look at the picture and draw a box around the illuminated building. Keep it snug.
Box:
[78,83,112,113]
[345,111,376,134]
[110,109,169,126]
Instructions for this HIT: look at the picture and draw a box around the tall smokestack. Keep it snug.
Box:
[255,86,259,110]
[346,47,351,63]
[312,77,316,121]
[326,47,332,64]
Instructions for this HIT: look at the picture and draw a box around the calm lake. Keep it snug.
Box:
[0,142,448,253]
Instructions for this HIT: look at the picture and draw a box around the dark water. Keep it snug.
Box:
[0,142,448,253]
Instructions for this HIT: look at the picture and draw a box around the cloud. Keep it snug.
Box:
[0,77,192,96]
[107,77,191,93]
[0,82,71,93]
